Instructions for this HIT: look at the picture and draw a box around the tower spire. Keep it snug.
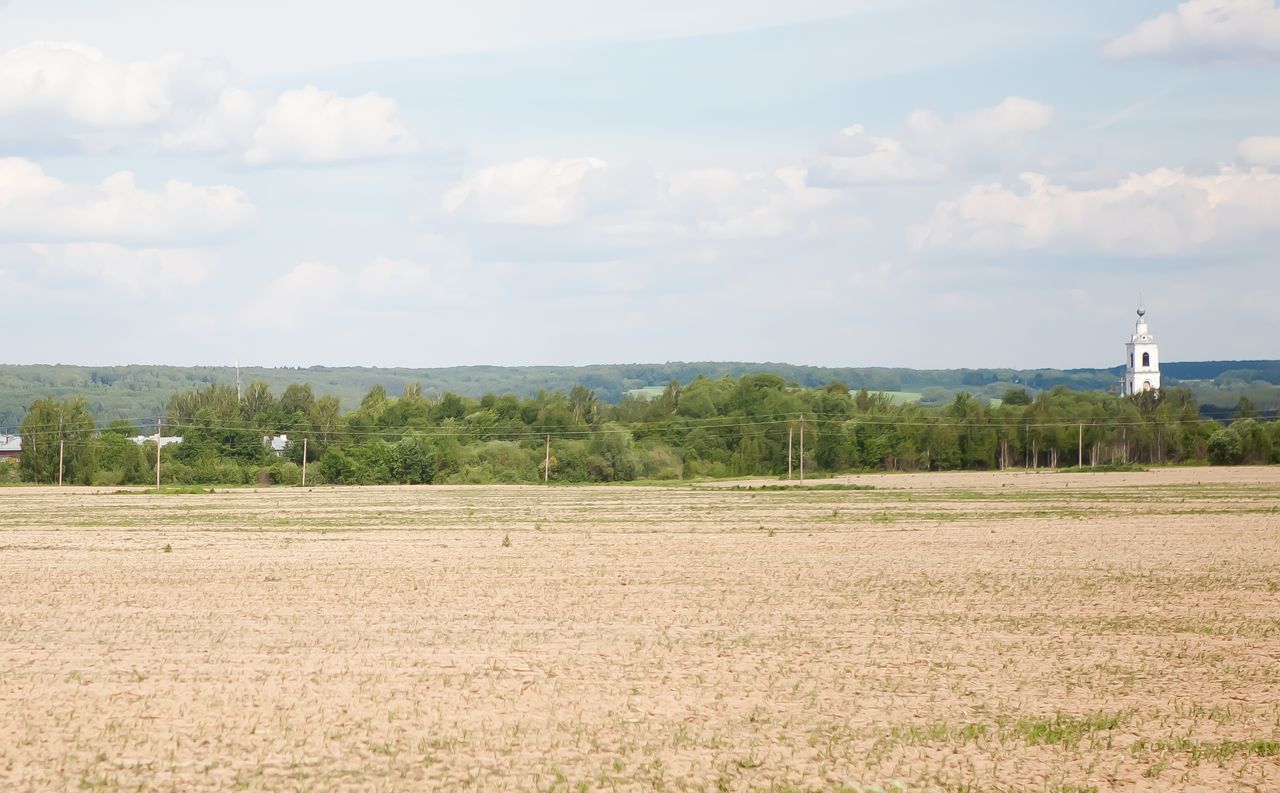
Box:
[1122,303,1160,397]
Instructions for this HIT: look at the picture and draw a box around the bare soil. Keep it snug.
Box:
[2,467,1278,791]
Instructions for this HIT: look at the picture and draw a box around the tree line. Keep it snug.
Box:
[4,359,1279,430]
[6,375,1277,486]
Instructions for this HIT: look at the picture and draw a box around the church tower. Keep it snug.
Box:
[1123,307,1160,396]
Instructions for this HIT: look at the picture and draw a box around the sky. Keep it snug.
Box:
[1,0,1278,370]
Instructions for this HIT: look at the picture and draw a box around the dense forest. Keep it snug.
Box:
[3,360,1280,431]
[6,374,1277,487]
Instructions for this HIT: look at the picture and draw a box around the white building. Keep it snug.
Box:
[1122,307,1161,396]
[129,434,184,448]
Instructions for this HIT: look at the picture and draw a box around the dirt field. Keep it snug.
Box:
[2,468,1279,792]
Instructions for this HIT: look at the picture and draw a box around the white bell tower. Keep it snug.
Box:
[1123,306,1160,396]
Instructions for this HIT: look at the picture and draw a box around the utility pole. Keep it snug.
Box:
[155,418,162,490]
[787,426,793,480]
[544,434,551,483]
[58,440,64,487]
[798,414,805,484]
[1078,423,1083,468]
[301,437,308,486]
[236,359,242,402]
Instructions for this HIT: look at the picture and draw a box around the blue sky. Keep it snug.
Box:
[1,0,1278,370]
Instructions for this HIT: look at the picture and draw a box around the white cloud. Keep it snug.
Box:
[442,157,839,239]
[0,157,255,243]
[808,97,1053,185]
[906,97,1054,165]
[0,40,226,129]
[662,166,840,239]
[242,86,417,166]
[1237,135,1280,165]
[919,167,1280,256]
[1104,0,1280,63]
[807,124,945,184]
[26,243,214,298]
[442,157,621,226]
[0,42,417,165]
[159,87,258,153]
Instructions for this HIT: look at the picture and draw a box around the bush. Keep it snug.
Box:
[391,434,437,484]
[685,459,730,479]
[463,441,539,483]
[1207,428,1244,466]
[258,461,302,486]
[91,468,126,486]
[171,457,251,485]
[638,444,684,480]
[0,459,18,484]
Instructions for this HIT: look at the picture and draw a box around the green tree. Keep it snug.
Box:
[242,380,276,419]
[1207,428,1244,466]
[1235,396,1259,420]
[280,383,315,417]
[390,433,438,484]
[19,396,96,483]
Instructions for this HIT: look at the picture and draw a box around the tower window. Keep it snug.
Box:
[1142,352,1150,367]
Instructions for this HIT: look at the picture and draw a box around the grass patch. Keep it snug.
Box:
[112,486,221,495]
[1058,463,1148,473]
[1136,736,1280,763]
[1007,711,1127,748]
[724,483,875,492]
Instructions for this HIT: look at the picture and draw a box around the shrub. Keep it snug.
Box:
[258,461,302,486]
[638,444,684,480]
[91,469,126,487]
[1207,428,1244,466]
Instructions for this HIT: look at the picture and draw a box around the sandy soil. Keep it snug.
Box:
[2,468,1279,792]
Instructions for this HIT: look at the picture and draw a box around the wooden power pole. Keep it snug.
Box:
[544,434,550,483]
[155,418,162,490]
[1078,423,1083,468]
[799,415,805,484]
[301,437,308,486]
[787,426,793,480]
[58,440,64,487]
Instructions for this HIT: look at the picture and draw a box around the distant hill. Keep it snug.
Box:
[1,360,1277,429]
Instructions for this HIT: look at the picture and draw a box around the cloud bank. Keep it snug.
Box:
[0,41,417,165]
[0,157,254,243]
[919,167,1280,256]
[808,97,1053,185]
[1104,0,1280,64]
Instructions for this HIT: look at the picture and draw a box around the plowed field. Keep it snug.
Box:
[2,467,1279,791]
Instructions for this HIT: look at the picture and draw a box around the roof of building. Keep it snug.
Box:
[129,434,184,448]
[0,434,20,453]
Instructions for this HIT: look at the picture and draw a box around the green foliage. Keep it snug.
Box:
[390,433,438,484]
[1001,387,1032,406]
[19,396,96,484]
[4,360,1280,431]
[2,371,1276,485]
[1208,428,1244,466]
